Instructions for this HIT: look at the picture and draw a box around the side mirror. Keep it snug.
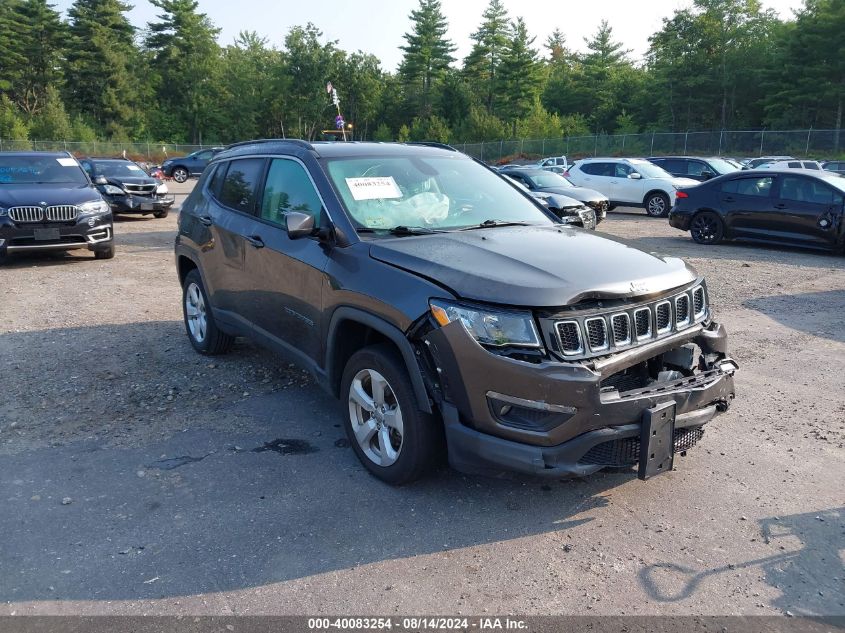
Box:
[285,211,317,239]
[94,175,108,185]
[628,173,642,180]
[701,171,715,180]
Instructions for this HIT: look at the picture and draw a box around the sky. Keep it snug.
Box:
[53,0,806,70]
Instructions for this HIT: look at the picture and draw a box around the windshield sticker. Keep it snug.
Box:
[345,177,403,201]
[56,158,77,167]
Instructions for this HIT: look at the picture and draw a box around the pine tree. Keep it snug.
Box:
[64,0,141,139]
[498,18,542,135]
[145,0,221,143]
[583,20,631,70]
[463,0,511,115]
[0,0,28,94]
[398,0,455,117]
[10,0,66,115]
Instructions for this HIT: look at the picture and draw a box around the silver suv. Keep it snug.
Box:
[567,158,699,217]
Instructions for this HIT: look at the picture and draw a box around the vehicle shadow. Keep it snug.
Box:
[0,249,101,268]
[638,507,844,616]
[0,321,622,603]
[744,291,845,344]
[116,230,176,251]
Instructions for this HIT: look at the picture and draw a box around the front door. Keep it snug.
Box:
[718,175,777,239]
[772,175,845,248]
[610,163,644,204]
[243,157,330,363]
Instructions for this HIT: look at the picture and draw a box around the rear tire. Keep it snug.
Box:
[182,269,234,355]
[341,344,441,485]
[94,243,116,260]
[645,192,670,217]
[690,211,725,245]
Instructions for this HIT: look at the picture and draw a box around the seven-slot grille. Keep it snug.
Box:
[9,206,44,223]
[46,205,78,221]
[553,285,708,360]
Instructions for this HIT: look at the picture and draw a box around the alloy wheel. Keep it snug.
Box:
[348,368,404,467]
[185,282,207,342]
[691,214,721,244]
[647,195,667,216]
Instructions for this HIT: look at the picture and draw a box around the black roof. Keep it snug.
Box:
[216,139,464,161]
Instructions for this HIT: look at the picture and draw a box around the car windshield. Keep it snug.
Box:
[707,158,741,174]
[528,171,574,188]
[0,155,88,185]
[92,161,148,178]
[631,162,673,179]
[324,155,554,231]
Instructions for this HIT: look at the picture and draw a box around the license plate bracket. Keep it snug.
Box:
[141,203,154,211]
[638,401,676,480]
[33,228,61,241]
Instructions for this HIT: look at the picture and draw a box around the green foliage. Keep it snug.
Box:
[0,96,29,140]
[410,114,451,142]
[397,124,411,142]
[372,123,393,142]
[462,0,511,115]
[28,86,72,140]
[453,106,508,142]
[498,18,543,131]
[399,0,455,117]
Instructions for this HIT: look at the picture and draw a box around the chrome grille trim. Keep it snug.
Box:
[655,301,672,333]
[9,206,44,223]
[556,321,583,355]
[46,205,79,222]
[551,285,709,361]
[124,183,156,195]
[634,308,651,340]
[585,317,609,351]
[611,313,631,346]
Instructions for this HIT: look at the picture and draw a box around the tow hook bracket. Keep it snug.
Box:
[638,401,676,480]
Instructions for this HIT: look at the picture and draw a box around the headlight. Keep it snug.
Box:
[156,183,169,195]
[430,300,542,348]
[78,200,111,217]
[102,185,124,195]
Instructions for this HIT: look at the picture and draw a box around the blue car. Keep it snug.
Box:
[161,147,223,183]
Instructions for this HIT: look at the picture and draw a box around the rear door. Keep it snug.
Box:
[242,157,330,363]
[200,158,266,318]
[575,162,616,199]
[718,175,777,238]
[771,174,844,248]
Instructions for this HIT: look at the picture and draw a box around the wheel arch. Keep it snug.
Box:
[326,307,432,413]
[691,208,728,237]
[642,188,671,206]
[177,253,199,285]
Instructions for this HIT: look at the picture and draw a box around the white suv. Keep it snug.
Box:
[566,158,699,217]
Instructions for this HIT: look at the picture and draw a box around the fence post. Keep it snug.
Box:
[718,130,723,156]
[499,139,503,160]
[759,130,764,156]
[683,131,689,156]
[622,134,626,153]
[593,134,598,157]
[805,128,812,155]
[520,138,524,155]
[541,138,545,154]
[566,136,570,155]
[480,142,483,162]
[651,132,655,155]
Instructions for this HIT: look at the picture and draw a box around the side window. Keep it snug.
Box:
[207,162,228,198]
[787,161,801,169]
[80,161,93,175]
[782,177,844,205]
[723,177,774,197]
[218,158,265,213]
[196,150,213,161]
[614,163,632,178]
[582,162,607,176]
[260,159,323,227]
[687,161,708,177]
[508,173,528,186]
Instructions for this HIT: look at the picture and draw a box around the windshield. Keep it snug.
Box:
[324,155,554,231]
[631,162,674,179]
[0,155,88,185]
[92,161,148,178]
[528,171,574,188]
[707,158,741,174]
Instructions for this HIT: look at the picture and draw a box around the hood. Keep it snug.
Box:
[0,184,102,208]
[369,225,697,307]
[537,186,606,203]
[535,192,583,209]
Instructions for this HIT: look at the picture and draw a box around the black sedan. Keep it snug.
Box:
[669,169,845,252]
[499,167,609,222]
[648,156,741,182]
[81,158,175,218]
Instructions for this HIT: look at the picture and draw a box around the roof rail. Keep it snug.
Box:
[406,141,458,152]
[224,138,315,151]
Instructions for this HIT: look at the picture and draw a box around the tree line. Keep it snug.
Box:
[0,0,842,146]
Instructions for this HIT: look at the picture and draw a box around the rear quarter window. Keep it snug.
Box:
[722,177,774,197]
[217,158,265,214]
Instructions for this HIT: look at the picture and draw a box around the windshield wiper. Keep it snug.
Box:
[356,225,444,236]
[459,219,537,231]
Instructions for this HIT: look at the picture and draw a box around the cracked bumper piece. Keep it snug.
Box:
[424,319,736,478]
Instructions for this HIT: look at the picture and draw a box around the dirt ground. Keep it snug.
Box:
[0,181,843,617]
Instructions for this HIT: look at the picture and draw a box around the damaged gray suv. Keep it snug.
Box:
[175,140,737,484]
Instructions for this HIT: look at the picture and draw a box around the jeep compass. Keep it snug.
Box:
[175,140,737,484]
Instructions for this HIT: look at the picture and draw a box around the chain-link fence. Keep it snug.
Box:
[456,129,845,164]
[0,139,211,163]
[2,128,843,164]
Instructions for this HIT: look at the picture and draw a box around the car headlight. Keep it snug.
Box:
[430,300,542,348]
[78,200,111,217]
[156,183,169,195]
[102,185,124,195]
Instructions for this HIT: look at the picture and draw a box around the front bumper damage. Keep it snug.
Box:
[422,319,736,479]
[106,193,175,215]
[0,215,114,255]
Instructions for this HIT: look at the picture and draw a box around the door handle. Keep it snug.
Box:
[245,235,265,248]
[198,215,213,226]
[723,197,735,203]
[775,203,787,209]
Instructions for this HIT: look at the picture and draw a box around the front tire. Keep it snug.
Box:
[645,192,671,217]
[172,167,189,183]
[341,344,441,485]
[690,211,725,245]
[182,269,234,355]
[153,210,169,219]
[94,243,116,260]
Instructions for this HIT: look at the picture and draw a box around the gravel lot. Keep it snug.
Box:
[1,181,843,616]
